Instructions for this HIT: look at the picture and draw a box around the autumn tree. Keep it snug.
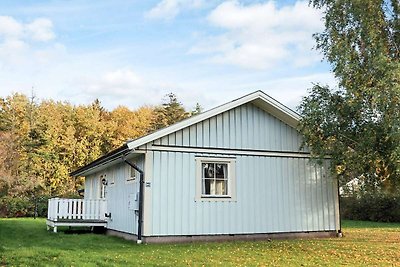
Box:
[299,0,400,193]
[0,92,200,217]
[102,106,155,151]
[151,93,190,130]
[0,94,45,197]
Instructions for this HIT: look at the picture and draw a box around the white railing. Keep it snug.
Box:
[47,198,107,221]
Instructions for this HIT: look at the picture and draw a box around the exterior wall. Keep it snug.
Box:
[144,103,337,237]
[152,103,306,152]
[84,174,100,199]
[84,155,144,234]
[149,151,337,236]
[83,102,338,238]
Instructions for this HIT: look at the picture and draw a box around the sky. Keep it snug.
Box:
[0,0,336,111]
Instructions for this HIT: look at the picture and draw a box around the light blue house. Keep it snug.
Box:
[47,91,340,243]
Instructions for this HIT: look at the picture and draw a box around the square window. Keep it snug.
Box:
[196,157,236,201]
[202,163,228,196]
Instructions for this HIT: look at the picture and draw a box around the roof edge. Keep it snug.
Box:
[70,144,130,177]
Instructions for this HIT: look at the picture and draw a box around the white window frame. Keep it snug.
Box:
[108,169,115,186]
[126,164,137,184]
[195,157,236,201]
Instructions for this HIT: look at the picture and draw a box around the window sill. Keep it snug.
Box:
[197,196,236,202]
[201,195,230,198]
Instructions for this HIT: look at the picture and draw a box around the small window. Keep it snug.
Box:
[126,165,137,183]
[196,157,236,201]
[108,169,115,186]
[202,163,228,196]
[99,174,106,199]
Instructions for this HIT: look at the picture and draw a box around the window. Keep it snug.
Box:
[196,157,236,200]
[99,174,106,199]
[202,162,228,196]
[126,165,137,183]
[108,169,115,186]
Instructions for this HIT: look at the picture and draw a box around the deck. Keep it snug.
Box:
[46,198,107,232]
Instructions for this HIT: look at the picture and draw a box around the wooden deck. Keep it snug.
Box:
[47,198,107,232]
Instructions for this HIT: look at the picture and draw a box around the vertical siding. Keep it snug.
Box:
[152,103,306,152]
[84,174,100,199]
[84,101,334,237]
[102,156,144,234]
[84,175,93,200]
[147,102,334,236]
[150,151,337,236]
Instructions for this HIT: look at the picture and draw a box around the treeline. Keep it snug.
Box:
[0,93,199,216]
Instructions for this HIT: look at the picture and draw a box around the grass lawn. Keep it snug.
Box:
[1,219,399,266]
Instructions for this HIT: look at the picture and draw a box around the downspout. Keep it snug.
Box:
[337,178,342,237]
[123,156,145,244]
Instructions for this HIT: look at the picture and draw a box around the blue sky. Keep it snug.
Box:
[0,0,335,111]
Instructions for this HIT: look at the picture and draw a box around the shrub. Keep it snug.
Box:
[341,194,400,222]
[0,195,49,218]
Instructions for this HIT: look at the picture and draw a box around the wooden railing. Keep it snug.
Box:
[47,198,107,221]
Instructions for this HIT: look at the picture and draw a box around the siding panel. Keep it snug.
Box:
[146,102,337,236]
[99,155,144,234]
[150,152,336,236]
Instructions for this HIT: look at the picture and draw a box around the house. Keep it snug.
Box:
[46,90,340,243]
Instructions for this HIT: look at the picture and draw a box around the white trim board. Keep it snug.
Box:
[137,145,312,158]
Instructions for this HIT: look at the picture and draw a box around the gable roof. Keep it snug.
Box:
[71,90,300,177]
[127,90,300,150]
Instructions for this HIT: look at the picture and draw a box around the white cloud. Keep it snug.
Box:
[26,18,55,42]
[69,67,210,110]
[0,16,58,69]
[0,16,55,42]
[82,69,144,96]
[253,72,337,109]
[146,0,204,20]
[71,68,161,108]
[0,16,23,38]
[190,1,323,69]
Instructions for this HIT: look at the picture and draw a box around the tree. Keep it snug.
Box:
[191,103,203,116]
[151,93,190,130]
[0,94,43,197]
[0,90,200,217]
[299,0,400,193]
[102,105,155,151]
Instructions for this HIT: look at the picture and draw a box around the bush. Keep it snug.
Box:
[0,196,49,218]
[341,194,400,222]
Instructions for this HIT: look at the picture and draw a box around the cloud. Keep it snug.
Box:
[146,0,204,20]
[0,16,58,69]
[26,18,55,41]
[71,68,161,108]
[69,67,209,110]
[82,69,145,96]
[0,16,23,38]
[0,16,55,42]
[190,1,323,69]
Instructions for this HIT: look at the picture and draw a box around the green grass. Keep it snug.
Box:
[1,219,399,266]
